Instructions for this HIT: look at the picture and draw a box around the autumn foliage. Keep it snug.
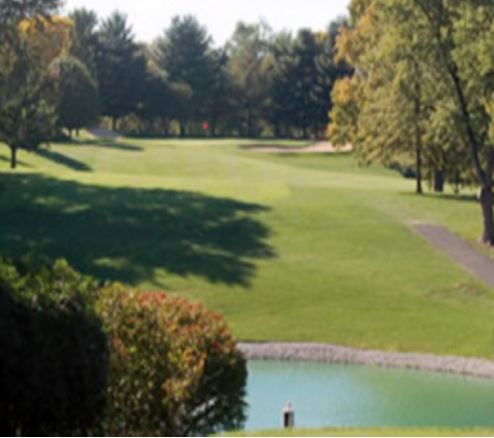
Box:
[0,254,247,436]
[98,287,247,437]
[18,16,73,65]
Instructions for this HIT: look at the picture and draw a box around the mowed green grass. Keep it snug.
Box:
[226,427,494,437]
[1,136,494,357]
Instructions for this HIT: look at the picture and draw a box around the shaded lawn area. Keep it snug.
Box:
[0,174,274,287]
[35,148,92,172]
[1,139,494,358]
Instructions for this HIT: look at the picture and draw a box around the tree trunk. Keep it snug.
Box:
[162,120,170,136]
[10,146,17,169]
[412,72,423,196]
[480,187,494,245]
[434,170,445,193]
[210,117,217,137]
[247,108,253,138]
[179,121,186,138]
[112,117,118,132]
[274,122,281,139]
[416,143,423,195]
[313,123,321,139]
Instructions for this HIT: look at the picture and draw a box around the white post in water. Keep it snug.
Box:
[283,403,295,429]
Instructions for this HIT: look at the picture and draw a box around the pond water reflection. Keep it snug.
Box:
[244,360,494,431]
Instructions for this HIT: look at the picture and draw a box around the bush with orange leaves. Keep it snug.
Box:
[97,286,247,437]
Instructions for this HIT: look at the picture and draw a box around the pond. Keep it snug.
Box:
[244,360,494,431]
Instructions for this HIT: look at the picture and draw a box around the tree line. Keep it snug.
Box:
[70,10,351,137]
[328,0,494,245]
[0,1,351,169]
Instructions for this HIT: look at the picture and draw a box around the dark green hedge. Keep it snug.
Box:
[0,258,108,436]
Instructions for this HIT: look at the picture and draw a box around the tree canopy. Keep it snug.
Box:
[95,11,147,131]
[1,6,350,164]
[328,0,494,244]
[51,56,100,135]
[0,0,62,168]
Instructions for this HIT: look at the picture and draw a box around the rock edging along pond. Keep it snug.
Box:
[238,342,494,380]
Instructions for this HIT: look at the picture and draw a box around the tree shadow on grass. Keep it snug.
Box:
[0,174,275,287]
[36,149,92,172]
[0,155,33,169]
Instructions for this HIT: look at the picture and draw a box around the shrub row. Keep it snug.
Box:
[0,258,247,436]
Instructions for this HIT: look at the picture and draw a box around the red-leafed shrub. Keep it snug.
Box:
[98,286,247,437]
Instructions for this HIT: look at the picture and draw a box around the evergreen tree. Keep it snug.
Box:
[290,29,323,137]
[95,11,146,131]
[154,15,213,135]
[69,8,99,77]
[135,49,193,136]
[268,31,295,137]
[269,24,350,139]
[205,48,233,136]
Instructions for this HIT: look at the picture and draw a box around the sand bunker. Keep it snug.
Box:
[247,141,353,154]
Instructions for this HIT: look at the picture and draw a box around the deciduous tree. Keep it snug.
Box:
[329,0,494,243]
[410,0,494,242]
[0,0,61,169]
[227,21,274,137]
[51,56,100,136]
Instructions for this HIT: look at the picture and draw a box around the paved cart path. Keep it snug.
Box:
[413,223,494,289]
[87,127,121,140]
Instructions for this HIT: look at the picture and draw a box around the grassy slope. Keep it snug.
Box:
[1,137,494,358]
